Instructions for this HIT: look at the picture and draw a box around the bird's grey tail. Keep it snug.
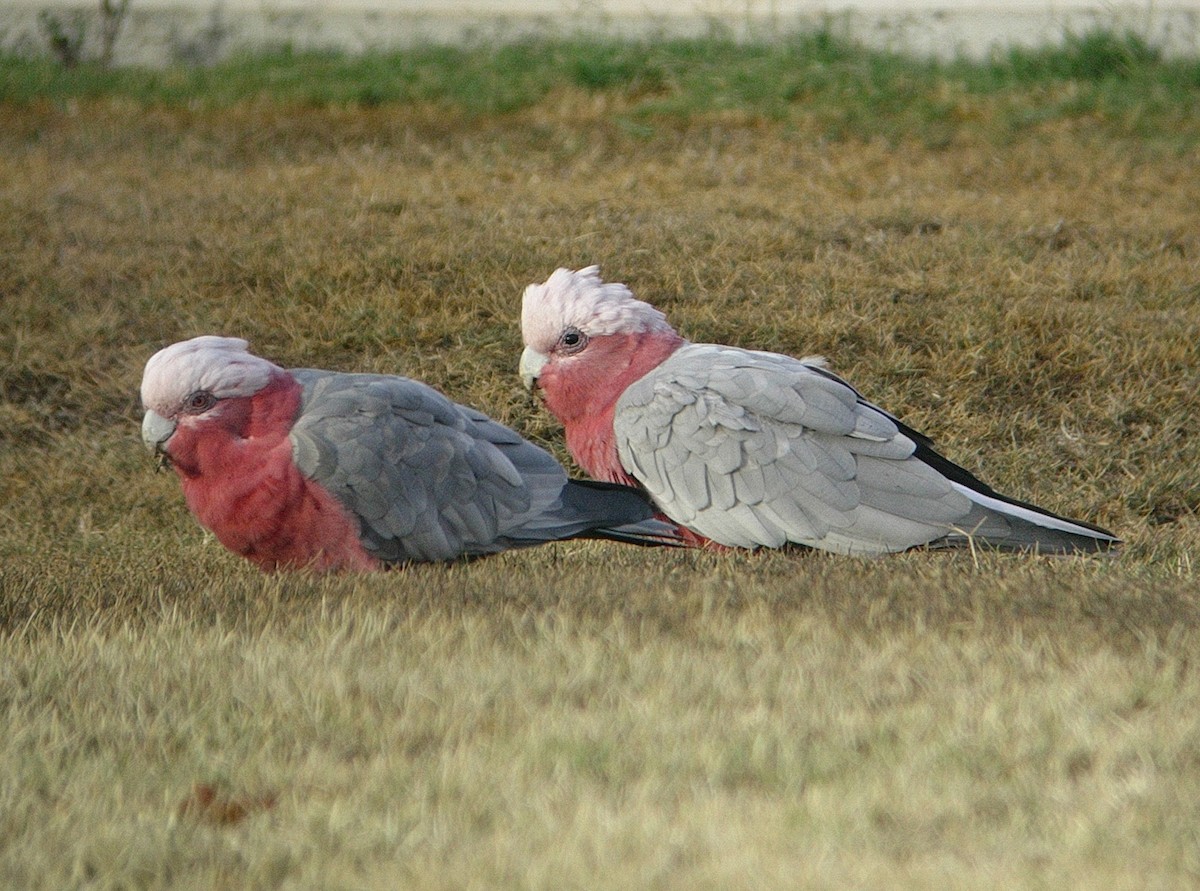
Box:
[933,484,1120,555]
[885,415,1120,556]
[559,479,685,548]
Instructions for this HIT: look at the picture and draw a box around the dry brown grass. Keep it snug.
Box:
[2,91,1199,888]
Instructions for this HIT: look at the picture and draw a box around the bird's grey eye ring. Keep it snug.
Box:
[558,327,588,354]
[183,389,216,414]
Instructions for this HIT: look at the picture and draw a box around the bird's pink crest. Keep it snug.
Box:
[521,266,676,352]
[141,336,279,416]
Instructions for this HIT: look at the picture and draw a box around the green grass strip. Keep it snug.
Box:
[3,27,1199,142]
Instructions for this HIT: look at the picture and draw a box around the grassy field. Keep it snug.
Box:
[3,30,1200,888]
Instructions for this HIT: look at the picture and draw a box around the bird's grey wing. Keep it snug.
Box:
[613,344,974,554]
[290,370,560,563]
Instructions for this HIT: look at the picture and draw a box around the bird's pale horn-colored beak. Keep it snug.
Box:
[519,346,549,391]
[141,410,176,471]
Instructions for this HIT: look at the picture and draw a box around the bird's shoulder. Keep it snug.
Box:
[290,368,468,429]
[615,343,895,440]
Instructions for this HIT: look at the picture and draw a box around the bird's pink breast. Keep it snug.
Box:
[563,405,631,484]
[173,376,378,572]
[182,448,376,572]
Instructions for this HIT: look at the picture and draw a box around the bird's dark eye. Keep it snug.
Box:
[559,327,588,354]
[183,389,216,414]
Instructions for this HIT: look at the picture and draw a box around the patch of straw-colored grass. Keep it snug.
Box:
[2,75,1198,886]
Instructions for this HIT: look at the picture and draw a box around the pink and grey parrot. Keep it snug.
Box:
[519,266,1119,556]
[140,336,679,571]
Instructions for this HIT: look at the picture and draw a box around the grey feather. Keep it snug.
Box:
[288,369,678,563]
[706,464,738,513]
[614,343,1119,555]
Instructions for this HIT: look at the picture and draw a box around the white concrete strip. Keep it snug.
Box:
[4,2,1196,66]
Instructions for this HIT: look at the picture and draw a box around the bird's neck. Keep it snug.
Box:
[172,372,375,572]
[171,372,301,480]
[546,330,685,482]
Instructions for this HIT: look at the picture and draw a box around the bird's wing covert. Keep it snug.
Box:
[289,370,563,562]
[613,344,970,552]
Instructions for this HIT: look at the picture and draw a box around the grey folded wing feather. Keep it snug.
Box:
[289,369,592,563]
[613,344,975,554]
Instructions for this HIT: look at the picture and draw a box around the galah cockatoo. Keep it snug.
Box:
[519,266,1119,556]
[140,336,679,571]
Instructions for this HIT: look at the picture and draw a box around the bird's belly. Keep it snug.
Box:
[185,466,377,572]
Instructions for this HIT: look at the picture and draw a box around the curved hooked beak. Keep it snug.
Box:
[519,346,549,392]
[141,409,176,471]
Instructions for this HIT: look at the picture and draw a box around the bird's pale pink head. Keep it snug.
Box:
[141,335,279,419]
[519,266,685,482]
[520,266,675,356]
[140,335,293,474]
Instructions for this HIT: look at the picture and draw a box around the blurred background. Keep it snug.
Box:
[5,1,1198,67]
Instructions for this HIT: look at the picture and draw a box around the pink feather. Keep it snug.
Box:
[155,366,376,572]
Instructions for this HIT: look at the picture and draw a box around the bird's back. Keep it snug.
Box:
[290,370,673,562]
